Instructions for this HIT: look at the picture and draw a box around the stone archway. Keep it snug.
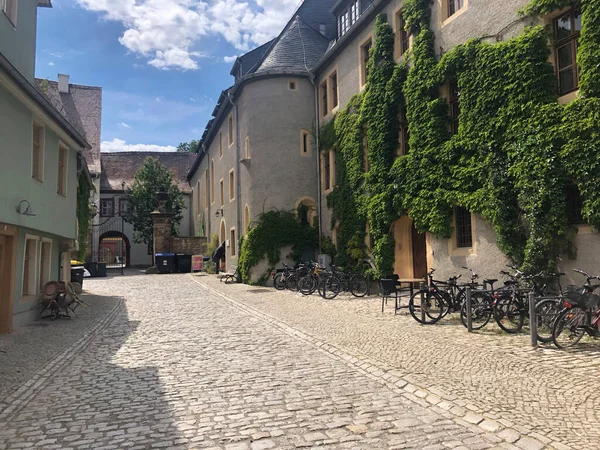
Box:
[99,231,130,268]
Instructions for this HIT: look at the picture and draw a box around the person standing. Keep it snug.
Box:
[211,242,226,274]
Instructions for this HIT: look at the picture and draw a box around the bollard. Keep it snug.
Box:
[420,282,426,324]
[466,286,473,332]
[529,291,537,348]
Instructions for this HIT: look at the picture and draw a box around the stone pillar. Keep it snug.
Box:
[151,211,175,264]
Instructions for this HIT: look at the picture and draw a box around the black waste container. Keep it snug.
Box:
[155,253,175,273]
[97,263,107,277]
[84,262,98,277]
[175,254,192,273]
[71,267,85,285]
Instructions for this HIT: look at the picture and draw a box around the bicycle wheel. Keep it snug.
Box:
[534,298,562,343]
[298,275,316,296]
[409,290,444,324]
[552,306,587,349]
[286,274,298,291]
[349,274,368,297]
[319,276,342,299]
[460,291,493,330]
[493,295,526,334]
[273,273,286,290]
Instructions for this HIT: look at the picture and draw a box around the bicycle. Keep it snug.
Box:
[317,265,369,299]
[552,269,600,348]
[408,269,465,325]
[458,267,498,330]
[271,263,293,290]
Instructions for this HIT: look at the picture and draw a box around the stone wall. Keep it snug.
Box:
[172,237,208,256]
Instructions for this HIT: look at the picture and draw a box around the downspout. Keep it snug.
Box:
[202,143,210,239]
[310,73,323,253]
[227,91,241,258]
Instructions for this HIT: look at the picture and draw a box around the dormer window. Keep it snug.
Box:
[338,0,360,38]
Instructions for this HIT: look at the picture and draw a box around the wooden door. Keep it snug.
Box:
[411,225,428,279]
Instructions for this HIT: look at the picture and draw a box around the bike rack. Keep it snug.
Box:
[529,291,537,348]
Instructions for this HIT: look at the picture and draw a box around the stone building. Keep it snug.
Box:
[189,0,596,281]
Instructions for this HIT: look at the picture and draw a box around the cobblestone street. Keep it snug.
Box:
[0,272,593,449]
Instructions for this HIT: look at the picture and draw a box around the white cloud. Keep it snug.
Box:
[49,62,55,66]
[189,97,197,102]
[118,122,132,129]
[75,0,300,70]
[101,138,177,152]
[223,55,238,63]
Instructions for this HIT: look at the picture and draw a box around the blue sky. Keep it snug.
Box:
[35,0,301,151]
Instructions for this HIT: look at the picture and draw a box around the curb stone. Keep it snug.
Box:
[0,297,125,425]
[191,276,569,450]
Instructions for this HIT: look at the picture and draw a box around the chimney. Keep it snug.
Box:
[58,74,70,93]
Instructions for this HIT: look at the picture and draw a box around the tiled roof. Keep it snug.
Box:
[254,17,330,74]
[35,80,102,174]
[230,40,274,79]
[100,152,195,193]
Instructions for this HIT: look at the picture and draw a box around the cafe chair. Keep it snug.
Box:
[380,279,398,313]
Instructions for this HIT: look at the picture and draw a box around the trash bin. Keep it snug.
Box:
[155,253,175,273]
[175,254,192,273]
[84,262,98,277]
[96,263,107,277]
[71,267,85,285]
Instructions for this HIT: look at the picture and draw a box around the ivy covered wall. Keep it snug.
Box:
[323,0,600,276]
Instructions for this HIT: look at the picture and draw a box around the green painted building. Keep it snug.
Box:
[0,0,92,333]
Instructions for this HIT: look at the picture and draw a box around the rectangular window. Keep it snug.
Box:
[360,38,373,87]
[455,206,473,248]
[229,169,235,201]
[330,72,338,109]
[398,110,410,156]
[39,240,52,290]
[566,183,584,224]
[196,181,201,212]
[100,199,114,217]
[22,238,38,296]
[554,9,581,95]
[321,81,328,117]
[211,161,215,203]
[447,0,464,18]
[2,0,17,26]
[230,228,236,256]
[301,130,311,156]
[337,0,360,37]
[219,133,223,157]
[228,114,234,146]
[57,145,68,196]
[288,80,297,90]
[330,149,337,187]
[119,198,131,216]
[449,80,460,135]
[205,168,210,207]
[32,123,44,182]
[324,153,331,191]
[220,179,224,207]
[396,13,410,58]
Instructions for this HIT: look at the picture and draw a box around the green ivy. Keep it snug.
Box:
[76,172,92,261]
[238,210,318,283]
[323,0,600,276]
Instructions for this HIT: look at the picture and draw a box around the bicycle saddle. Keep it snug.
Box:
[484,279,498,284]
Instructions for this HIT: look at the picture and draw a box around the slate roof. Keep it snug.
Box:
[100,152,195,193]
[36,80,102,174]
[230,40,274,80]
[254,17,330,74]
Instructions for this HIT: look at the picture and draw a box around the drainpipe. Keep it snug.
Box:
[310,73,323,253]
[202,143,211,239]
[227,91,241,257]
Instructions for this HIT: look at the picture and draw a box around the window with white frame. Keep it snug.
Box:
[57,144,68,196]
[2,0,18,27]
[32,123,44,182]
[338,0,360,38]
[22,237,38,296]
[229,169,235,201]
[228,114,234,146]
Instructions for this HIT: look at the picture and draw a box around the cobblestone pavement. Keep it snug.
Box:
[0,289,121,406]
[0,272,558,450]
[196,274,600,449]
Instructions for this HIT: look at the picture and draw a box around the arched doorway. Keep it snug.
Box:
[220,220,227,270]
[295,197,317,227]
[392,217,427,278]
[99,231,130,268]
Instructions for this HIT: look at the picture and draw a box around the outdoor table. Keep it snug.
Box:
[395,278,424,313]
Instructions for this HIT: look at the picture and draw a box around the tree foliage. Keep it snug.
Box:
[125,157,185,245]
[177,139,201,153]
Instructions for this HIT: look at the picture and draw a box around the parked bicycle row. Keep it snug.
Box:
[271,261,600,350]
[402,266,600,349]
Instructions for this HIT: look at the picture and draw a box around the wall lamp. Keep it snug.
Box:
[215,208,224,218]
[16,200,36,217]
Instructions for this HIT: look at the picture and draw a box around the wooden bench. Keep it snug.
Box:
[220,265,239,283]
